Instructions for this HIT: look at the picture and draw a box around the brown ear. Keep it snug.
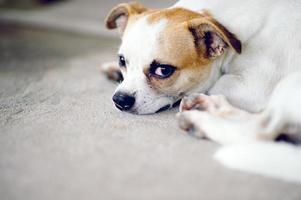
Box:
[105,2,148,34]
[187,17,241,59]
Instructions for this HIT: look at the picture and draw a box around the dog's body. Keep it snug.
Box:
[175,0,301,112]
[104,0,301,183]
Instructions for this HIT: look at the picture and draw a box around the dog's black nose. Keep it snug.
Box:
[112,92,135,111]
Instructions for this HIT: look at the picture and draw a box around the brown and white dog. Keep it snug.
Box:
[103,0,301,183]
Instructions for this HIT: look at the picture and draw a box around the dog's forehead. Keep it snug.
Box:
[119,16,168,68]
[119,8,205,70]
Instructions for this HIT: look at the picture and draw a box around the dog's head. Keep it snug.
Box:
[105,2,241,114]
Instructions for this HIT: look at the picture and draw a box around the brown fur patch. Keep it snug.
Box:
[105,2,148,30]
[200,11,242,54]
[140,8,213,95]
[147,8,202,24]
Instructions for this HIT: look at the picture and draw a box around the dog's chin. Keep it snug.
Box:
[130,105,171,115]
[128,99,182,115]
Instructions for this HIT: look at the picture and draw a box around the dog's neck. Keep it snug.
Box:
[188,50,233,95]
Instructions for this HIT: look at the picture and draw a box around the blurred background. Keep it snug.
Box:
[1,1,300,200]
[0,0,175,37]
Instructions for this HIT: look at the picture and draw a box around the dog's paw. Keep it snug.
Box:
[100,62,123,82]
[177,111,206,138]
[180,93,225,112]
[180,93,210,112]
[180,94,233,117]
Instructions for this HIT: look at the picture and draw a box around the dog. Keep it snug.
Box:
[103,0,301,183]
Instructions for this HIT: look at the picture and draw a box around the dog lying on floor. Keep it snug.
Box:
[102,0,301,183]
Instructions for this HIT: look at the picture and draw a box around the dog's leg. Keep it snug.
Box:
[209,73,274,113]
[100,62,123,82]
[177,72,301,144]
[212,73,301,183]
[177,94,270,144]
[265,72,301,140]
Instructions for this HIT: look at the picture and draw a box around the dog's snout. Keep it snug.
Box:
[112,92,135,111]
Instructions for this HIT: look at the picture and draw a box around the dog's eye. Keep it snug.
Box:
[119,55,126,67]
[150,61,176,79]
[154,67,174,77]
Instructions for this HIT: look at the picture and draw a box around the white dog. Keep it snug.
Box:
[103,0,301,183]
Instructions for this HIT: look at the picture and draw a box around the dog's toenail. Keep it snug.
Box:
[192,104,207,111]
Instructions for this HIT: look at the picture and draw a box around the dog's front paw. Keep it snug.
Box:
[180,93,213,112]
[180,94,233,117]
[100,62,123,82]
[177,111,206,138]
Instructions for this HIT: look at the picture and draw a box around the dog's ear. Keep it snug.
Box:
[187,17,241,59]
[105,2,148,34]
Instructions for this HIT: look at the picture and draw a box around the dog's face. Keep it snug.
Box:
[106,2,241,114]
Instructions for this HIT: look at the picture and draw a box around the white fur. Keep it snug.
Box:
[174,0,301,112]
[215,142,301,184]
[178,73,301,183]
[174,0,301,183]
